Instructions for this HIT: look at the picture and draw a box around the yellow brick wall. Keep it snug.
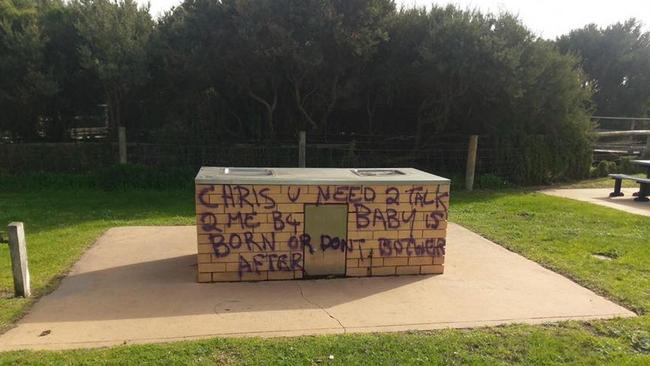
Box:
[195,183,449,282]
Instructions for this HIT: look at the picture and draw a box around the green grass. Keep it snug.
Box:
[0,323,648,365]
[1,185,650,364]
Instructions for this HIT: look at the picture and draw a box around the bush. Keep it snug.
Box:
[495,133,592,185]
[591,160,618,178]
[0,171,96,190]
[477,174,511,189]
[618,157,641,174]
[94,164,196,190]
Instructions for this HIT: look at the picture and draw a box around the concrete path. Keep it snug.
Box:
[542,188,650,217]
[0,224,634,351]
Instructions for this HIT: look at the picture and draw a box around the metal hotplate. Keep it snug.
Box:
[195,167,450,185]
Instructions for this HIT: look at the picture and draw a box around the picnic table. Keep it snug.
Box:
[608,160,650,202]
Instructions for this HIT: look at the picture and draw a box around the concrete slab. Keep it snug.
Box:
[0,224,634,351]
[542,188,650,217]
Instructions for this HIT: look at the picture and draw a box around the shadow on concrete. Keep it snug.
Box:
[594,195,650,213]
[22,254,430,323]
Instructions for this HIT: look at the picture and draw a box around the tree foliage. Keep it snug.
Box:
[558,19,650,118]
[0,0,57,139]
[0,0,604,183]
[73,0,153,132]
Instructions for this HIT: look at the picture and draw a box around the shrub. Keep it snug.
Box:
[2,164,196,191]
[477,174,510,189]
[592,160,618,178]
[0,171,96,190]
[496,133,592,185]
[94,164,196,191]
[618,157,642,174]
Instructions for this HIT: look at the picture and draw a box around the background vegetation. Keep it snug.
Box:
[1,0,650,184]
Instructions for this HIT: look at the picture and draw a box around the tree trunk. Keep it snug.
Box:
[106,86,124,139]
[366,92,378,138]
[415,98,431,149]
[319,74,340,137]
[292,80,318,131]
[248,88,277,141]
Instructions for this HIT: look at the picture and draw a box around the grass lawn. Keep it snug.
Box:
[1,184,650,364]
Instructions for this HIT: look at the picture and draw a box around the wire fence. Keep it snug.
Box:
[0,136,485,176]
[0,133,590,186]
[6,120,646,177]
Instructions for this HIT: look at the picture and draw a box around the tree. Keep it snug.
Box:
[221,0,287,140]
[0,0,595,184]
[73,0,153,133]
[39,0,104,141]
[152,0,394,141]
[0,0,57,141]
[558,19,650,118]
[280,0,393,136]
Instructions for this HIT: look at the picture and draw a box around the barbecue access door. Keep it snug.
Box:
[303,204,348,277]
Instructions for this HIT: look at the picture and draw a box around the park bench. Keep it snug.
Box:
[608,174,650,202]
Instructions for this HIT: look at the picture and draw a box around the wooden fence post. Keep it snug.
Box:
[8,222,30,298]
[118,126,127,164]
[465,135,479,191]
[298,131,306,168]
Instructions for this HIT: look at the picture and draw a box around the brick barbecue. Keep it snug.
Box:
[195,167,450,282]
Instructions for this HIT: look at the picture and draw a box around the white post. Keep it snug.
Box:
[118,126,127,164]
[299,131,306,168]
[8,222,30,297]
[465,135,479,191]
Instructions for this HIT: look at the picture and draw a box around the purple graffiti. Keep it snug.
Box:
[320,235,352,252]
[227,211,260,229]
[378,237,445,257]
[219,184,276,209]
[287,186,301,202]
[385,187,400,205]
[425,211,447,229]
[272,211,301,233]
[353,203,416,230]
[210,231,280,257]
[198,185,219,208]
[199,212,221,232]
[238,252,304,277]
[316,185,376,205]
[288,234,314,254]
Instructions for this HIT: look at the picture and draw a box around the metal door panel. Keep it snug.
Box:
[303,204,348,277]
